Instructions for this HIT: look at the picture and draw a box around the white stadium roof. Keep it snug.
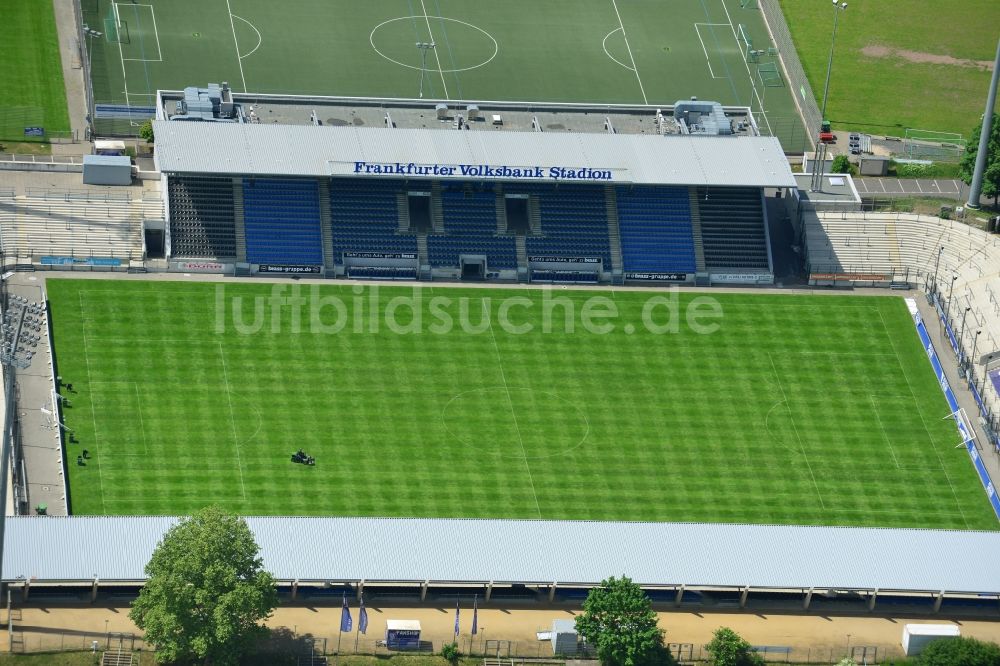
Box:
[6,516,1000,593]
[153,121,796,188]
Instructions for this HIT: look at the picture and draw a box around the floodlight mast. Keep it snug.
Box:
[967,36,1000,209]
[416,42,436,99]
[810,0,847,192]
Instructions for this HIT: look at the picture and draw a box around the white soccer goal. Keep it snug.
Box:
[944,408,977,448]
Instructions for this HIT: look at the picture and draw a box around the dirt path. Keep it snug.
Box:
[861,44,995,70]
[8,604,1000,661]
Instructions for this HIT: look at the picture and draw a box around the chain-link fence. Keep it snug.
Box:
[758,0,820,149]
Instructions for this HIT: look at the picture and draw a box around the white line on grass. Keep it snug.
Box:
[868,394,901,469]
[113,2,130,108]
[610,0,647,104]
[232,15,262,59]
[875,308,970,528]
[719,0,772,136]
[486,310,542,519]
[693,24,727,79]
[218,342,248,500]
[602,28,633,71]
[79,292,108,513]
[418,0,450,99]
[148,3,162,61]
[225,0,248,91]
[767,352,826,509]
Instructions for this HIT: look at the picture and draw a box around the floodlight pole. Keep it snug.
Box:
[971,330,982,376]
[959,307,972,361]
[931,246,944,297]
[416,42,436,99]
[944,275,959,335]
[820,0,848,121]
[810,0,846,193]
[967,36,1000,209]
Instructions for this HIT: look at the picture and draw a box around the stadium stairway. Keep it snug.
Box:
[604,184,624,274]
[318,181,336,271]
[233,178,246,262]
[515,235,528,279]
[430,182,445,232]
[495,185,507,234]
[396,192,410,232]
[687,188,707,272]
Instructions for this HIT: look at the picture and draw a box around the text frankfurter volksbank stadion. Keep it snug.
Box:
[352,161,614,181]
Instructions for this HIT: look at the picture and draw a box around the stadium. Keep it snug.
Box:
[1,0,1000,661]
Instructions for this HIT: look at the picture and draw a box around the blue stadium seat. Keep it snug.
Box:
[510,183,612,266]
[242,178,323,265]
[428,186,516,269]
[616,185,696,273]
[330,178,418,260]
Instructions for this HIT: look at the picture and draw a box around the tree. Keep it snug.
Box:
[831,154,852,174]
[918,636,1000,666]
[440,641,461,665]
[129,506,278,665]
[139,119,154,143]
[574,576,674,666]
[705,627,764,666]
[959,115,1000,206]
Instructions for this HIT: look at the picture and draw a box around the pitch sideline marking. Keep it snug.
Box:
[79,292,109,512]
[486,312,542,518]
[225,0,248,91]
[602,28,633,71]
[767,352,826,509]
[232,15,262,59]
[610,0,647,104]
[112,2,130,108]
[218,342,248,500]
[693,23,730,79]
[418,0,450,99]
[875,308,970,528]
[867,394,901,470]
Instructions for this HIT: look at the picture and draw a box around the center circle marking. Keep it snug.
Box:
[369,16,499,73]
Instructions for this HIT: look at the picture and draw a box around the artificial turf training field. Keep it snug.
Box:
[81,0,808,149]
[48,279,997,529]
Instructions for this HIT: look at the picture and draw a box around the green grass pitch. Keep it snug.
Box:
[47,279,997,529]
[0,0,70,141]
[778,0,998,137]
[81,0,808,149]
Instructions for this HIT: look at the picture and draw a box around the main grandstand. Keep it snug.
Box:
[151,90,790,286]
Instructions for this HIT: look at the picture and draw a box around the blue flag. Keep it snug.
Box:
[471,595,478,636]
[340,593,353,633]
[454,599,460,637]
[359,597,368,635]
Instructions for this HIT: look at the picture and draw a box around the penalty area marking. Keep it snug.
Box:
[602,28,633,71]
[694,23,730,79]
[115,2,163,62]
[232,15,262,59]
[369,16,498,73]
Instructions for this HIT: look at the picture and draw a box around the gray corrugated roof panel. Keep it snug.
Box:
[6,516,1000,592]
[152,121,796,188]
